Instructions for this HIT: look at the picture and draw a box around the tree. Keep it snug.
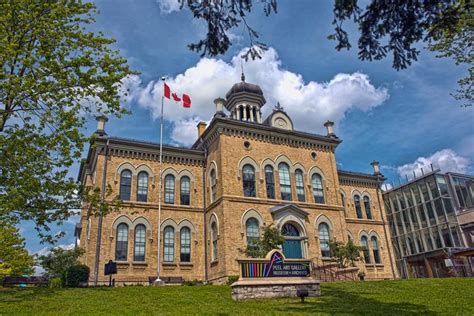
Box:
[241,224,285,258]
[37,246,84,280]
[328,239,363,268]
[0,0,135,243]
[0,221,35,280]
[176,0,472,106]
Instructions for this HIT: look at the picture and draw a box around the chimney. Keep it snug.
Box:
[214,97,225,113]
[324,120,335,137]
[197,121,207,138]
[371,160,381,175]
[95,115,108,136]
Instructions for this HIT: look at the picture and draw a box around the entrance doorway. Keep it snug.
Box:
[282,223,303,259]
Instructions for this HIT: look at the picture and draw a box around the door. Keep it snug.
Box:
[283,239,302,259]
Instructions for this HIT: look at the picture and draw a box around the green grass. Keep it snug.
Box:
[1,278,473,315]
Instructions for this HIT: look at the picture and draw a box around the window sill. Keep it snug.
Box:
[162,262,177,267]
[116,261,129,266]
[210,260,219,266]
[132,261,147,266]
[180,262,193,266]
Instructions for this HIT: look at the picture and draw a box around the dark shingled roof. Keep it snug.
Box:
[225,81,264,99]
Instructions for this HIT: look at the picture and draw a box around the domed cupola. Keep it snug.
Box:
[225,73,266,123]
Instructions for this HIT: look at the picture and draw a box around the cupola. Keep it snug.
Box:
[225,73,266,123]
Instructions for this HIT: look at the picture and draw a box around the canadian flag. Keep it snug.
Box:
[164,83,191,108]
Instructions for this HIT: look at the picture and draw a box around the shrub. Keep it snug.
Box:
[65,264,90,288]
[227,275,239,285]
[49,277,62,288]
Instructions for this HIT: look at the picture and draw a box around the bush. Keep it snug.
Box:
[65,264,90,288]
[49,277,62,288]
[226,275,239,285]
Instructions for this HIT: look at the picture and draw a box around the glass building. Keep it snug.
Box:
[383,170,474,278]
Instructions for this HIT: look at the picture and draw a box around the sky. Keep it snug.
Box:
[23,0,474,257]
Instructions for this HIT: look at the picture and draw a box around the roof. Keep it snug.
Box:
[225,81,264,99]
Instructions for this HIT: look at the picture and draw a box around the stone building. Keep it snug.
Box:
[76,77,398,284]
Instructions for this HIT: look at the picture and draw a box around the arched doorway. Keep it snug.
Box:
[282,223,303,259]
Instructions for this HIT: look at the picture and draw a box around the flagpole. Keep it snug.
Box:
[155,77,165,284]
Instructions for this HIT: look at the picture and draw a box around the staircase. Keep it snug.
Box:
[311,258,359,282]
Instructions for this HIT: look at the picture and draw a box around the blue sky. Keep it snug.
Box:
[23,0,473,255]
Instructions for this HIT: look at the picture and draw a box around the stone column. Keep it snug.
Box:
[242,105,247,120]
[256,110,261,123]
[249,105,254,122]
[237,105,241,120]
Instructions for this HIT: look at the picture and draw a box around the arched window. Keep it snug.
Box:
[265,165,275,199]
[120,170,132,201]
[163,226,174,262]
[180,176,191,205]
[137,171,148,202]
[364,196,372,219]
[115,223,128,261]
[354,195,363,219]
[180,227,191,262]
[278,163,292,201]
[371,236,381,264]
[318,223,331,257]
[361,236,371,264]
[341,193,346,208]
[211,222,218,261]
[164,174,175,204]
[134,224,146,262]
[295,169,305,202]
[311,174,325,203]
[210,169,217,202]
[246,218,259,250]
[242,164,256,197]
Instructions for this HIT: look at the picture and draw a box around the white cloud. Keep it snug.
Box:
[382,183,393,191]
[397,149,470,178]
[126,47,389,146]
[157,0,181,14]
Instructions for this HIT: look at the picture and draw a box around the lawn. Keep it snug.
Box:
[1,278,473,315]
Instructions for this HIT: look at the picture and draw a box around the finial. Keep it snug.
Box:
[240,58,245,82]
[275,102,283,111]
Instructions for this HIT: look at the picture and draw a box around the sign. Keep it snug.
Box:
[240,251,310,278]
[104,260,117,276]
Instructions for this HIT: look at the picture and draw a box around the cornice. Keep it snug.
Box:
[338,170,383,188]
[193,117,342,152]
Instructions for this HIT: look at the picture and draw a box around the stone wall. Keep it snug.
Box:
[231,278,321,301]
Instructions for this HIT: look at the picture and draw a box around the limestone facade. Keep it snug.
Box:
[77,79,398,283]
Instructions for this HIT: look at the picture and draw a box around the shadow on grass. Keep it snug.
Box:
[277,285,437,315]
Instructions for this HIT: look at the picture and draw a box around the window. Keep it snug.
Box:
[134,224,146,262]
[180,227,191,262]
[115,223,128,261]
[371,236,381,264]
[164,174,175,204]
[120,170,132,201]
[341,193,346,208]
[210,169,217,202]
[354,195,363,219]
[180,176,191,205]
[361,236,371,264]
[242,164,256,197]
[137,171,148,202]
[278,163,292,200]
[246,218,260,250]
[311,174,324,203]
[295,169,305,202]
[163,226,174,262]
[318,223,331,257]
[265,165,275,199]
[211,222,218,261]
[364,196,372,219]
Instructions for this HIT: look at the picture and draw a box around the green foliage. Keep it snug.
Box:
[328,239,363,268]
[226,275,239,285]
[48,277,63,289]
[0,0,135,242]
[177,0,471,105]
[0,221,35,280]
[65,264,90,288]
[38,247,84,280]
[183,279,202,286]
[241,224,285,258]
